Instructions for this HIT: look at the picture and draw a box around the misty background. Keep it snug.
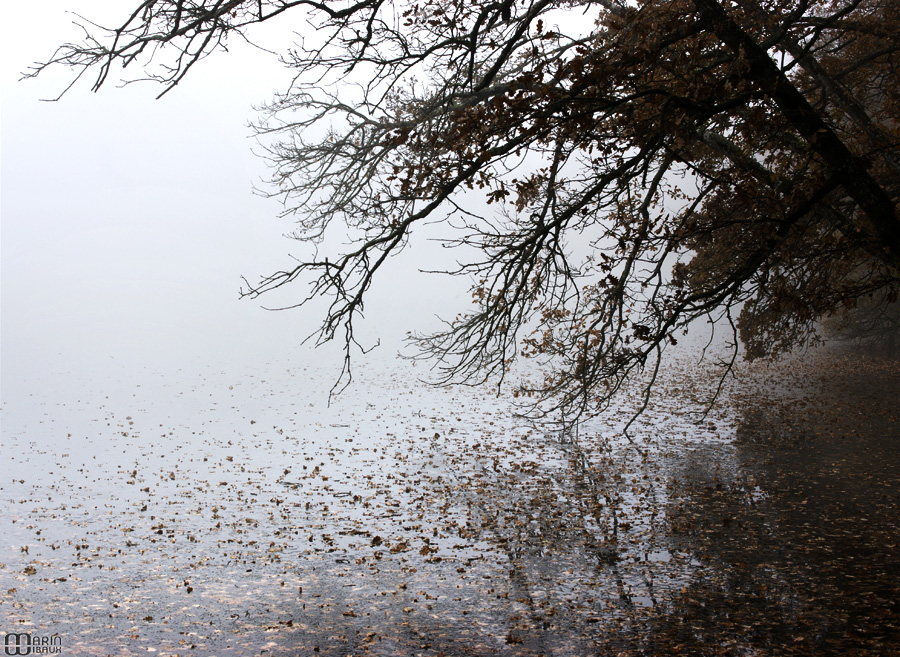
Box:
[1,0,471,398]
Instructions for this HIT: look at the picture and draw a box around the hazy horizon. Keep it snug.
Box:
[1,1,473,396]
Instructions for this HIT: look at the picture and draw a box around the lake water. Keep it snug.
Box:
[2,349,898,655]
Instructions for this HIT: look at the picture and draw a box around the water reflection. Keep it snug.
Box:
[654,353,900,655]
[2,353,897,655]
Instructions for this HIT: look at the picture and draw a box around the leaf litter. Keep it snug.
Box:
[1,347,898,655]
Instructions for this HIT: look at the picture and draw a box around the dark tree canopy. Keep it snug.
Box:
[30,0,900,420]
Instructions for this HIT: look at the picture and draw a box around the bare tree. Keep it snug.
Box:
[29,0,900,421]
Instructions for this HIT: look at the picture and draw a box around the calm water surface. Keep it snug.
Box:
[2,351,898,655]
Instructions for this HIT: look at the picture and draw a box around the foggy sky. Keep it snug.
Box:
[1,1,468,394]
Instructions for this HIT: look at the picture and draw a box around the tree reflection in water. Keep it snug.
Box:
[653,352,900,655]
[2,352,897,655]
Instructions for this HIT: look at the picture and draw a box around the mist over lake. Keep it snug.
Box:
[3,2,900,653]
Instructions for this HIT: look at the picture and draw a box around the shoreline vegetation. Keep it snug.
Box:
[2,345,898,655]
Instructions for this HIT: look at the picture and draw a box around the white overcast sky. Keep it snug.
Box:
[1,1,468,391]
